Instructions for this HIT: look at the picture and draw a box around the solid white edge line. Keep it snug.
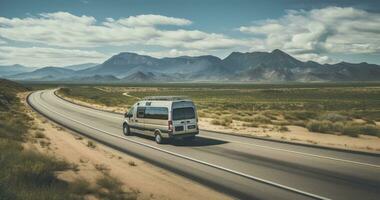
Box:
[202,135,380,169]
[52,89,380,169]
[31,91,331,200]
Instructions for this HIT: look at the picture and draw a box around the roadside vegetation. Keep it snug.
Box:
[0,79,135,200]
[56,82,380,138]
[59,87,138,107]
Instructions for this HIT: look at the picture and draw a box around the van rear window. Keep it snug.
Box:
[173,107,195,120]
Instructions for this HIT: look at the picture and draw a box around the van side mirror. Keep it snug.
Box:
[124,113,132,118]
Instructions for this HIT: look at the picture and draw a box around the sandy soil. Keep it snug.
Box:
[199,118,380,153]
[21,92,230,200]
[56,92,380,154]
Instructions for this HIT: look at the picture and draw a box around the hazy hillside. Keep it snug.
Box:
[63,63,99,71]
[0,64,37,77]
[9,67,76,80]
[4,49,380,82]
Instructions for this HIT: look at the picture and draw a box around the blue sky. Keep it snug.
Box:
[0,0,380,67]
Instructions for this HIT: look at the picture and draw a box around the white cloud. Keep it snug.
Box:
[105,14,192,27]
[240,7,380,63]
[0,12,244,50]
[0,46,109,67]
[136,49,206,58]
[294,53,337,64]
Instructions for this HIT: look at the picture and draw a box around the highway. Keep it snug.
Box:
[28,89,380,200]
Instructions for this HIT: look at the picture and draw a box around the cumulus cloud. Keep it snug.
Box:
[239,7,380,63]
[136,49,206,58]
[105,14,192,27]
[0,46,109,67]
[0,12,244,50]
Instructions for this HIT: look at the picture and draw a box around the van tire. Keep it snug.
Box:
[154,132,165,144]
[123,124,131,136]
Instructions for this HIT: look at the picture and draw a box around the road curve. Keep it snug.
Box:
[28,89,380,200]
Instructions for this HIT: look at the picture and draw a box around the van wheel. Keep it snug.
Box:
[154,133,164,144]
[123,124,131,136]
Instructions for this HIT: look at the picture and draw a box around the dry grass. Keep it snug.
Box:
[128,161,137,167]
[87,140,96,148]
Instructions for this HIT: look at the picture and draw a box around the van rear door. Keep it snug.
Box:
[172,106,196,134]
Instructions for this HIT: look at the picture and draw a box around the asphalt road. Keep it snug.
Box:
[28,89,380,200]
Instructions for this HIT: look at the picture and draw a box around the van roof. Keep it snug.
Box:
[142,96,189,101]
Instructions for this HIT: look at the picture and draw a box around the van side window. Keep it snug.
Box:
[145,107,168,120]
[137,107,145,118]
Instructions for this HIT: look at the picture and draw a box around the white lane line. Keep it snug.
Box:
[51,90,122,120]
[50,89,380,169]
[202,135,380,169]
[30,91,330,200]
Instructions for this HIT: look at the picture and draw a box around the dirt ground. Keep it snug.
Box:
[21,92,230,200]
[57,92,380,154]
[199,118,380,153]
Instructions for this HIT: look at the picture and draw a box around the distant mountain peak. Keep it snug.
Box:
[270,49,293,58]
[271,49,285,54]
[117,52,139,56]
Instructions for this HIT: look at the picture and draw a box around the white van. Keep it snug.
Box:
[123,96,199,144]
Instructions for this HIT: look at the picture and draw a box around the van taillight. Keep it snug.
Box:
[168,120,173,132]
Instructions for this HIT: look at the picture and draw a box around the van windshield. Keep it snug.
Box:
[172,107,195,120]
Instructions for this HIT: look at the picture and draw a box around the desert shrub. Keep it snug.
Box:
[221,110,230,115]
[34,131,45,138]
[87,140,96,148]
[96,175,137,200]
[96,175,122,190]
[342,123,380,137]
[284,111,318,121]
[262,111,278,120]
[252,115,272,124]
[319,113,348,122]
[306,120,380,137]
[341,126,360,137]
[128,161,137,166]
[231,115,242,121]
[359,125,380,136]
[211,117,232,127]
[366,120,377,125]
[306,120,342,133]
[69,178,94,195]
[277,126,289,132]
[94,164,109,173]
[210,119,221,125]
[243,122,259,127]
[197,110,206,117]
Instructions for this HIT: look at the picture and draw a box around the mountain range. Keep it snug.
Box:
[2,50,380,82]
